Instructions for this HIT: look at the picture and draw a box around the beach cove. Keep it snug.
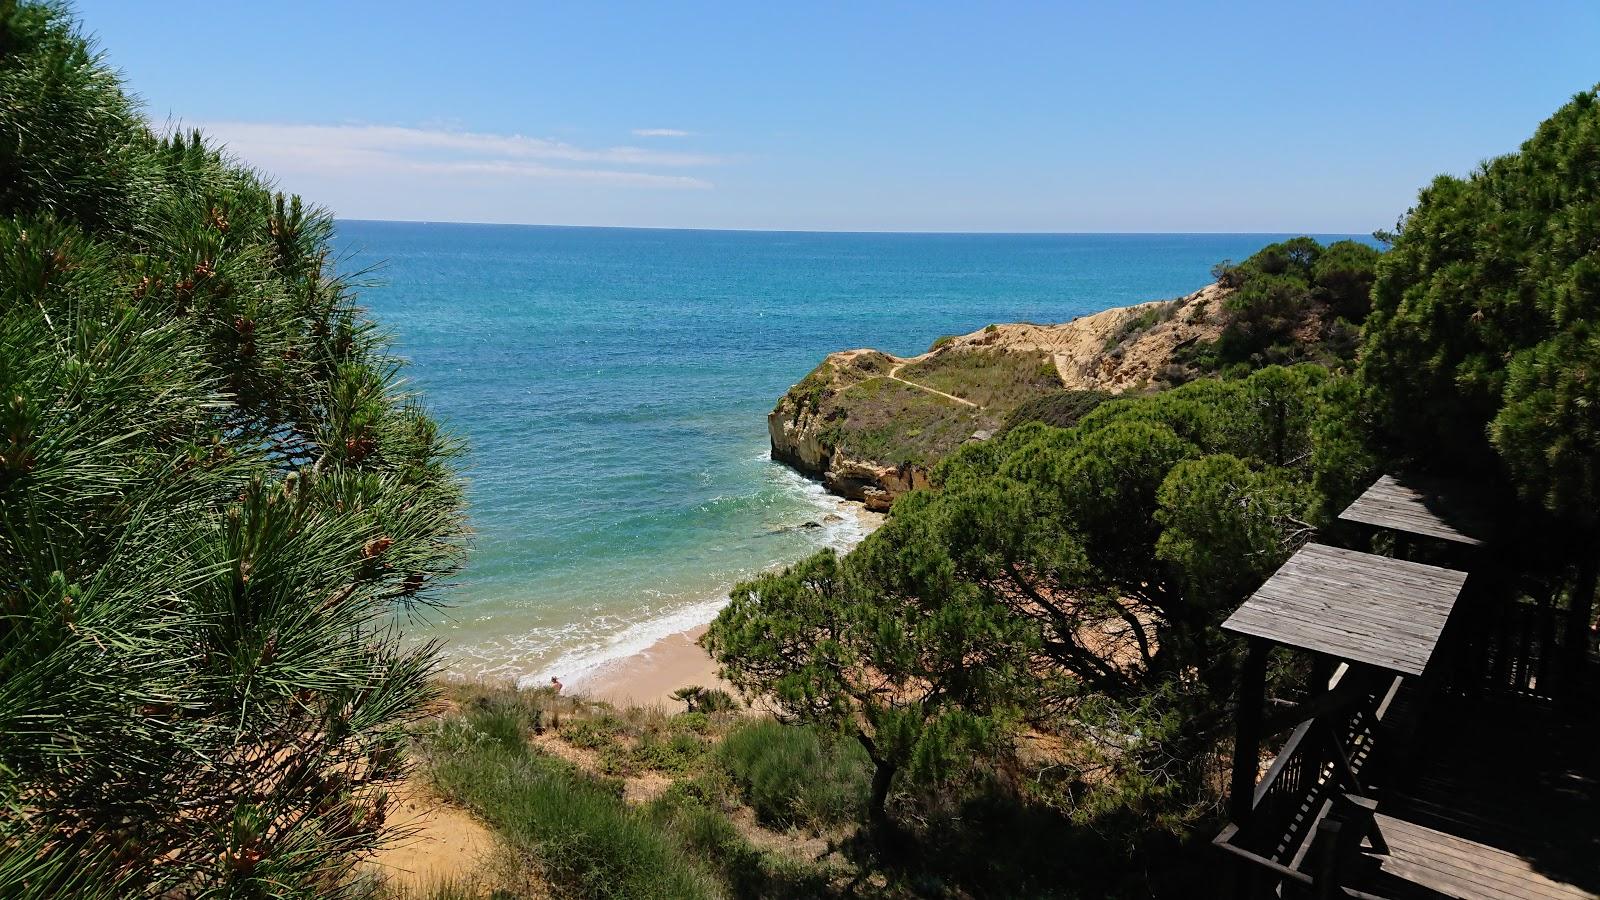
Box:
[335,224,1360,691]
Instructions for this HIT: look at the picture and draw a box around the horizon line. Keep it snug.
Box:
[333,217,1375,238]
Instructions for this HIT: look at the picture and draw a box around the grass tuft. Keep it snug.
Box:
[716,720,871,833]
[428,738,714,900]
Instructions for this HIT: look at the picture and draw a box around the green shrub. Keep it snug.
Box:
[560,714,625,750]
[430,741,714,900]
[669,685,739,714]
[464,699,539,752]
[716,720,871,832]
[669,711,714,735]
[897,347,1063,408]
[826,376,986,467]
[1102,303,1174,351]
[1194,237,1380,371]
[633,731,708,776]
[644,791,834,899]
[1002,389,1113,432]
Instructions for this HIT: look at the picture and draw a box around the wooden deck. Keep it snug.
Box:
[1222,543,1469,676]
[1218,474,1594,900]
[1362,814,1595,900]
[1352,695,1599,899]
[1338,474,1490,548]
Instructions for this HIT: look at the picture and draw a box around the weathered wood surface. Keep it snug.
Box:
[1365,694,1600,900]
[1222,543,1467,676]
[1365,814,1597,900]
[1338,474,1490,547]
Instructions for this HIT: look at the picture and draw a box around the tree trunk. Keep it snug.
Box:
[856,732,896,830]
[868,758,896,829]
[1566,548,1596,698]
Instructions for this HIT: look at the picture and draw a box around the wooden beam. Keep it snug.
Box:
[1566,553,1596,699]
[1230,638,1269,823]
[1260,674,1373,738]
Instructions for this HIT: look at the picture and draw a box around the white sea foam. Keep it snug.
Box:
[498,463,878,691]
[519,593,730,690]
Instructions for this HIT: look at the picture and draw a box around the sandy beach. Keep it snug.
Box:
[572,503,882,708]
[481,502,879,711]
[575,624,734,708]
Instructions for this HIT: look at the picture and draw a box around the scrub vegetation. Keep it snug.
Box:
[5,2,1599,897]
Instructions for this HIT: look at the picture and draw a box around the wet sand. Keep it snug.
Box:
[575,624,735,709]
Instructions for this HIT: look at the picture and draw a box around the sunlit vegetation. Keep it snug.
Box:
[897,347,1063,408]
[1,4,467,895]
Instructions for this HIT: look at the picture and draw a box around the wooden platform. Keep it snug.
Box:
[1357,694,1600,900]
[1222,543,1469,676]
[1363,814,1596,899]
[1339,474,1490,548]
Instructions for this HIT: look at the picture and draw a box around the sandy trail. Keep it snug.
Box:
[365,780,499,894]
[885,361,981,407]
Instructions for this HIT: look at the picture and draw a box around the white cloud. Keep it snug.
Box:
[192,121,718,189]
[632,128,692,137]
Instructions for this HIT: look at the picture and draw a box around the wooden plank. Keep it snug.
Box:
[1222,544,1468,676]
[1338,474,1489,547]
[1370,814,1597,900]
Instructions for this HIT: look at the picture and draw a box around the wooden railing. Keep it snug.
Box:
[1214,668,1401,898]
[1448,580,1586,702]
[1484,595,1571,699]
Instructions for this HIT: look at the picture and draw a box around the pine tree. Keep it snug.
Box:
[708,366,1366,834]
[0,3,468,895]
[1361,86,1600,678]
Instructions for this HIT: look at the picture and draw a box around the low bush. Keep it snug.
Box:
[633,731,709,776]
[644,791,835,899]
[824,377,986,467]
[669,711,715,735]
[470,701,538,752]
[897,347,1062,408]
[1002,389,1113,432]
[670,685,740,714]
[716,720,871,832]
[559,714,626,751]
[429,740,715,900]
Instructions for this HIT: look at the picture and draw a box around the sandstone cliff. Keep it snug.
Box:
[768,283,1228,510]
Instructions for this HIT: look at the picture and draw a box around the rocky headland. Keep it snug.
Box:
[767,283,1230,509]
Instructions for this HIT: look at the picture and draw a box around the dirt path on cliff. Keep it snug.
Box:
[364,778,504,895]
[885,361,981,407]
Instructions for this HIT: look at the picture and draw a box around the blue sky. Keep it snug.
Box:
[75,1,1600,232]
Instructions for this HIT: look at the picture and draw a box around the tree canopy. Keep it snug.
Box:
[709,365,1371,830]
[1362,86,1600,527]
[0,4,467,895]
[1192,237,1381,373]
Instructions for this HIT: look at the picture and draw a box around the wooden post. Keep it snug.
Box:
[1310,817,1344,900]
[1566,551,1596,700]
[1310,652,1334,692]
[1230,638,1269,824]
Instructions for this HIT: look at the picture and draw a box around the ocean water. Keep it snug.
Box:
[332,223,1359,688]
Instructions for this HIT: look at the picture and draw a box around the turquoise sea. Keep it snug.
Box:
[332,224,1360,687]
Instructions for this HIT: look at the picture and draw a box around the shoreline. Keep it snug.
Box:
[564,500,884,708]
[456,495,884,708]
[572,624,731,708]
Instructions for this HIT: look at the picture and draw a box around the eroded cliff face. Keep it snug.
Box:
[766,349,934,510]
[768,284,1227,510]
[767,399,936,511]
